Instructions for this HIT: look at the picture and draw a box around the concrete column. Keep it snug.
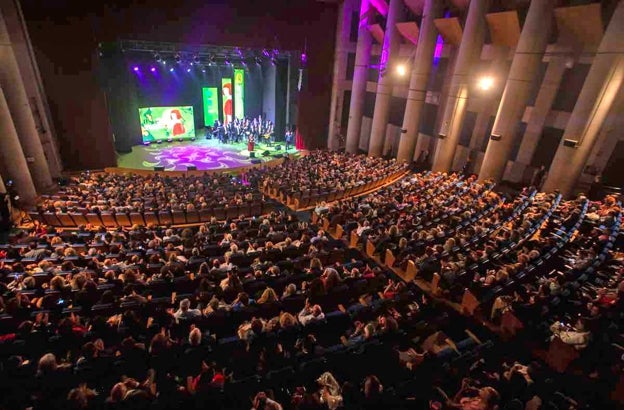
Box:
[468,46,508,151]
[367,0,404,157]
[345,0,374,153]
[396,0,442,163]
[328,0,355,150]
[478,0,555,182]
[432,0,488,172]
[515,54,568,165]
[0,172,6,194]
[542,2,624,197]
[0,86,37,204]
[0,9,53,193]
[0,0,62,178]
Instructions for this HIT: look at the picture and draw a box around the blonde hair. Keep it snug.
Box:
[257,287,278,304]
[279,312,297,328]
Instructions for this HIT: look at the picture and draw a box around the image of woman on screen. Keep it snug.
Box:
[222,83,233,125]
[166,109,186,137]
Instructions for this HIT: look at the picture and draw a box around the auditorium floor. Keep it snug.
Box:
[116,138,300,171]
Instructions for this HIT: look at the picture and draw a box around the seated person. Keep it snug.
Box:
[549,318,591,350]
[298,299,325,326]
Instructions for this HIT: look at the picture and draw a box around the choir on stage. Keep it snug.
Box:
[209,116,274,147]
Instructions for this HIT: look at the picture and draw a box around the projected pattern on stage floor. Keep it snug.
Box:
[117,139,299,171]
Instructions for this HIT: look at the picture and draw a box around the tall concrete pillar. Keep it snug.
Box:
[432,0,488,172]
[468,46,508,151]
[0,86,37,205]
[328,0,356,150]
[515,54,568,166]
[395,0,441,163]
[478,0,555,182]
[542,2,624,197]
[0,0,62,178]
[345,0,374,153]
[0,9,53,193]
[367,0,404,157]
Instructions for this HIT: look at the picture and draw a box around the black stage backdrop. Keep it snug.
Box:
[20,0,338,170]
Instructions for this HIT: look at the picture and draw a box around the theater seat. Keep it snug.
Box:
[85,213,102,226]
[172,211,186,225]
[129,212,145,226]
[100,212,117,228]
[115,213,131,227]
[42,212,61,226]
[185,210,200,224]
[144,212,159,226]
[158,210,173,225]
[70,212,88,226]
[57,212,75,227]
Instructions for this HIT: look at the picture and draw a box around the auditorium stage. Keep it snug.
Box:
[116,139,300,172]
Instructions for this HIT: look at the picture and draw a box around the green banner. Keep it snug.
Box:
[222,78,233,124]
[234,69,245,119]
[202,87,219,126]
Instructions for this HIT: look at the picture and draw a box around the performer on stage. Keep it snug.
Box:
[247,132,255,152]
[218,122,226,143]
[285,129,293,151]
[262,120,274,146]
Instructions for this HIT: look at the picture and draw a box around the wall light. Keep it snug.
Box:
[478,76,494,91]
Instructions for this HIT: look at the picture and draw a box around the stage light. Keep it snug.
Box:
[169,67,174,72]
[193,54,200,64]
[224,58,231,65]
[186,68,191,72]
[174,54,181,63]
[154,52,161,62]
[150,67,156,72]
[202,69,206,73]
[396,64,407,76]
[271,58,276,66]
[478,76,494,90]
[133,66,139,72]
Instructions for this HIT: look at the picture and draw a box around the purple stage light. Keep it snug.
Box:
[301,53,307,64]
[433,34,443,66]
[169,68,174,72]
[186,68,191,72]
[150,67,156,72]
[133,66,139,72]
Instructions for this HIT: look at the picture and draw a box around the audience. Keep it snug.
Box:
[0,156,621,409]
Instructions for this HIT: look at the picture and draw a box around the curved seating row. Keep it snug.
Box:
[265,168,409,210]
[28,201,275,228]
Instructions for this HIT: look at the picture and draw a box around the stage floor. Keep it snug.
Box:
[116,139,299,171]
